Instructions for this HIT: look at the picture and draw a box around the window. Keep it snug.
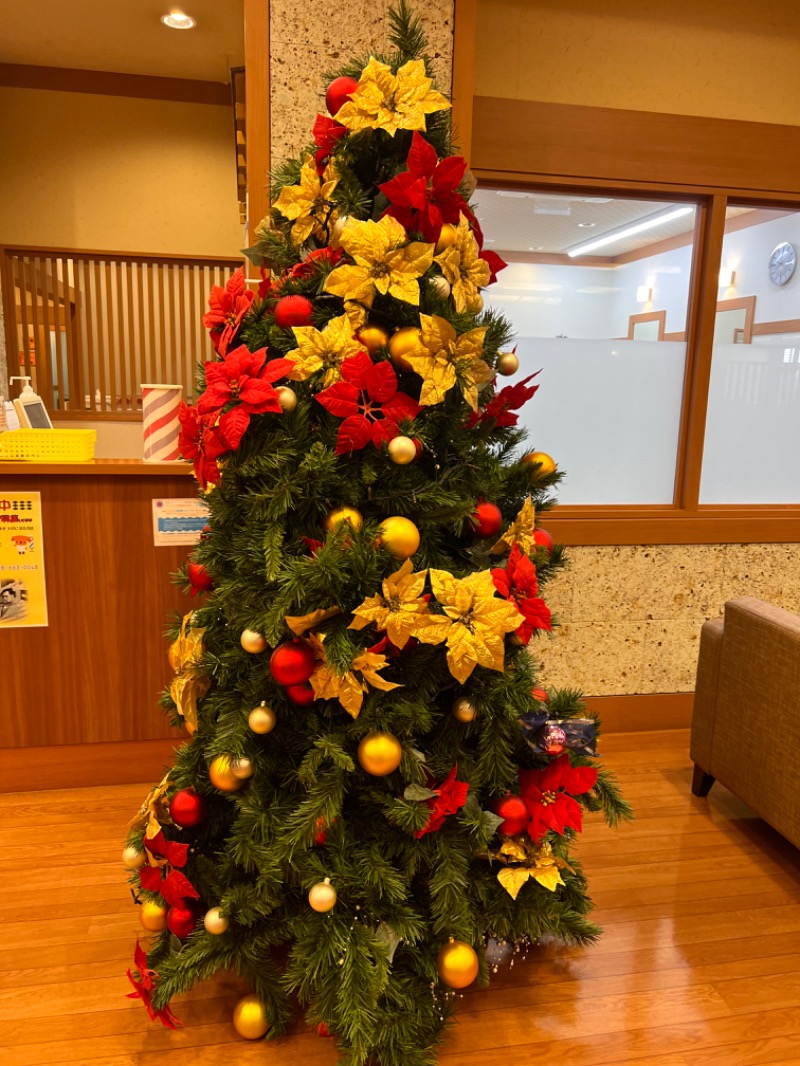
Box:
[478,191,698,504]
[700,207,800,503]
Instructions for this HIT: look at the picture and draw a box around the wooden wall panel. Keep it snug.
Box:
[0,469,194,748]
[471,96,800,195]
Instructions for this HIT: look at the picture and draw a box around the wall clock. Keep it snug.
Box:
[768,242,797,286]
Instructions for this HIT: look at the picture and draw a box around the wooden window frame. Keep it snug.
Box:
[461,86,800,544]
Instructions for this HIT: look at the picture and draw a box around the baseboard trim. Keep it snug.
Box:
[0,737,184,793]
[586,692,694,733]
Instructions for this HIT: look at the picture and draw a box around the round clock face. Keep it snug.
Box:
[769,241,797,286]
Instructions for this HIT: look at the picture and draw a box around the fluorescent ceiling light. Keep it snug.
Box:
[162,10,196,28]
[566,205,694,257]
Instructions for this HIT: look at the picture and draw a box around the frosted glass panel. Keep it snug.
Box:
[700,342,800,503]
[476,190,698,503]
[511,338,687,504]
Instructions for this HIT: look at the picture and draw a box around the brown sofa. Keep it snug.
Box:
[690,596,800,849]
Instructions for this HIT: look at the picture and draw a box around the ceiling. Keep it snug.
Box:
[472,189,701,257]
[1,0,244,82]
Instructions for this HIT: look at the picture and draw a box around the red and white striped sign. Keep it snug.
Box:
[142,384,182,462]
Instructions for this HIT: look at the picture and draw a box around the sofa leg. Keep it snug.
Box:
[692,764,715,797]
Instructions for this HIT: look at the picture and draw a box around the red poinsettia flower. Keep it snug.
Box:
[257,267,279,299]
[289,246,343,280]
[379,133,470,244]
[303,535,323,557]
[143,830,188,868]
[313,114,347,173]
[127,941,181,1029]
[178,403,247,490]
[415,763,470,838]
[465,371,540,429]
[491,543,552,644]
[198,345,294,419]
[316,352,420,455]
[518,754,598,842]
[202,268,255,356]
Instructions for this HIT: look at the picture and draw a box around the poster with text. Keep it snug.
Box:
[0,491,48,627]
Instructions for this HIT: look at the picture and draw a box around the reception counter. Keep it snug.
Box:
[0,460,195,790]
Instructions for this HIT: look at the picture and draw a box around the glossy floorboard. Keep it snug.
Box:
[4,729,800,1066]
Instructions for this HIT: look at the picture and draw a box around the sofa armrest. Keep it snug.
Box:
[690,616,724,773]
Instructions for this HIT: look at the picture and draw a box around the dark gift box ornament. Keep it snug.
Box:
[519,711,599,758]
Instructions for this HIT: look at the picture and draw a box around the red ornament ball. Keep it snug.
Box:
[313,816,328,846]
[286,682,316,706]
[315,1021,334,1038]
[493,794,530,837]
[167,903,198,939]
[270,641,316,686]
[533,527,554,554]
[274,294,314,330]
[187,561,213,593]
[169,788,207,828]
[471,501,503,539]
[326,76,359,117]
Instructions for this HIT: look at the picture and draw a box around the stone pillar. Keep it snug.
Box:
[269,0,455,165]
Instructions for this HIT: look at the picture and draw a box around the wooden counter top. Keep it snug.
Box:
[0,458,193,476]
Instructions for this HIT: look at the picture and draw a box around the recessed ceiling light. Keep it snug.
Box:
[577,222,596,228]
[161,10,196,29]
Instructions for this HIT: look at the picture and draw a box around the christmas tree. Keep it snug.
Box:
[123,6,630,1062]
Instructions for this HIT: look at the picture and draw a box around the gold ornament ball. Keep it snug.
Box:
[204,906,230,935]
[388,435,417,465]
[496,351,520,376]
[139,899,168,932]
[437,938,480,989]
[435,223,458,252]
[470,293,485,313]
[209,755,245,793]
[357,325,389,354]
[521,450,557,478]
[248,702,277,734]
[429,275,451,299]
[325,505,363,533]
[231,757,254,779]
[358,731,403,776]
[452,697,477,723]
[232,993,270,1040]
[122,845,146,869]
[378,516,420,559]
[388,326,421,372]
[308,876,338,913]
[276,385,297,412]
[240,628,267,654]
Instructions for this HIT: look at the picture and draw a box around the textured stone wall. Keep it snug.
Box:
[269,0,455,165]
[533,544,800,695]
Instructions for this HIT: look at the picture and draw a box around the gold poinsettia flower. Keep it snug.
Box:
[285,314,366,385]
[168,613,209,734]
[434,213,491,313]
[349,559,450,649]
[492,839,573,899]
[324,216,434,310]
[428,569,523,684]
[405,313,490,412]
[308,631,401,718]
[273,155,339,247]
[129,771,171,837]
[492,495,537,556]
[334,57,450,137]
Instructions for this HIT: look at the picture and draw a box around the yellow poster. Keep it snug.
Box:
[0,490,48,628]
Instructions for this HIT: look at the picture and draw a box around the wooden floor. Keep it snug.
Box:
[4,729,800,1066]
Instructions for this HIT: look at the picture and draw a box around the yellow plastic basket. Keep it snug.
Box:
[0,429,97,463]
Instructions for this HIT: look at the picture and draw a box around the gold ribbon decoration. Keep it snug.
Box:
[168,613,210,734]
